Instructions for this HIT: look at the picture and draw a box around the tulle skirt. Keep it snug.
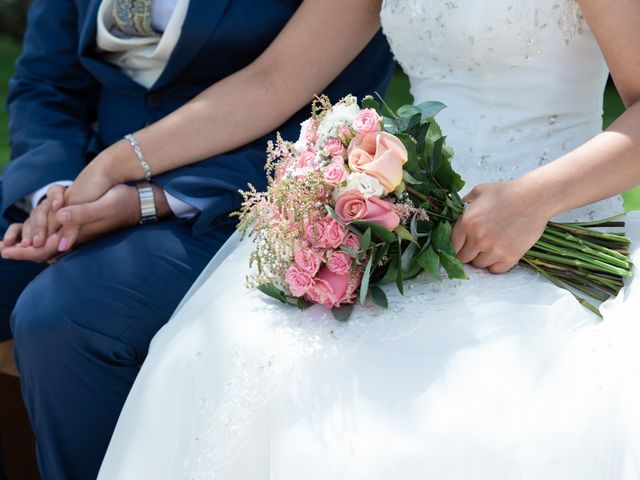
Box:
[98,211,640,480]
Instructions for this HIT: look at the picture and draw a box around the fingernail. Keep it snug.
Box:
[60,211,71,222]
[33,234,41,244]
[58,238,69,252]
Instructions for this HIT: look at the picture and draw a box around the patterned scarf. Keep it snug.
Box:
[112,0,158,37]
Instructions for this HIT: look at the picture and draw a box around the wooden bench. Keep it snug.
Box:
[0,374,39,480]
[0,341,39,480]
[0,342,17,378]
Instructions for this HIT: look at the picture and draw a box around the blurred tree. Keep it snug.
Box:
[0,0,29,39]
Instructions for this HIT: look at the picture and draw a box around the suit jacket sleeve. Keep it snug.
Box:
[2,0,100,215]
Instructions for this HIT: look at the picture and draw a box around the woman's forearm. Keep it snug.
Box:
[517,101,640,218]
[99,0,382,184]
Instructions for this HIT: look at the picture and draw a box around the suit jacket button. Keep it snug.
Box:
[146,92,163,108]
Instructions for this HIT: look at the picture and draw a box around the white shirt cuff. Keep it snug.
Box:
[28,181,74,211]
[26,181,198,220]
[161,191,199,219]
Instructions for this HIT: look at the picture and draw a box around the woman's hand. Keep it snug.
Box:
[451,180,552,274]
[1,185,141,262]
[0,184,66,250]
[63,149,123,208]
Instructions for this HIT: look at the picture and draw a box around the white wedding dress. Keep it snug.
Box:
[99,1,640,478]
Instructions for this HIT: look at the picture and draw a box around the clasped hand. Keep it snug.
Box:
[0,177,139,263]
[452,180,551,273]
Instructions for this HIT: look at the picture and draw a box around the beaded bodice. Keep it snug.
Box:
[381,0,623,220]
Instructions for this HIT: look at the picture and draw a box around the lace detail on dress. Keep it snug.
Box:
[381,0,586,76]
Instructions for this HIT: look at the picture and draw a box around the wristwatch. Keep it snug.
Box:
[136,182,158,224]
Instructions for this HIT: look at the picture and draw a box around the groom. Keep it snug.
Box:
[0,0,393,478]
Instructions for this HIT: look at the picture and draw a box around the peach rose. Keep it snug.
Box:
[305,267,350,308]
[348,132,408,193]
[326,251,353,275]
[352,108,382,134]
[335,190,400,231]
[294,248,323,277]
[285,265,313,297]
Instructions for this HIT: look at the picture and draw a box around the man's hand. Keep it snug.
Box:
[1,185,143,262]
[0,184,66,250]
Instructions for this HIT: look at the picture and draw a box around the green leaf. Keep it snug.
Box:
[432,222,455,256]
[382,116,398,133]
[416,101,447,120]
[369,286,389,308]
[377,259,399,285]
[394,224,418,244]
[360,228,372,253]
[395,133,419,174]
[438,251,468,280]
[415,245,442,280]
[396,104,422,118]
[373,241,390,266]
[396,239,404,295]
[340,246,360,256]
[325,205,345,225]
[332,304,355,322]
[414,122,431,158]
[429,136,445,176]
[297,297,314,310]
[401,242,419,273]
[257,284,288,304]
[403,170,424,185]
[360,254,374,304]
[404,260,424,280]
[410,214,419,240]
[351,220,396,244]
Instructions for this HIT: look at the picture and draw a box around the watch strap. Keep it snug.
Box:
[137,182,158,224]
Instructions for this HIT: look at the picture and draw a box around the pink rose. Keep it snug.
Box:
[297,149,317,170]
[305,267,350,308]
[322,217,347,249]
[304,221,326,248]
[335,190,400,231]
[352,108,382,134]
[326,251,353,275]
[348,132,408,194]
[324,139,346,158]
[323,161,348,186]
[285,264,313,297]
[294,248,323,276]
[342,232,361,253]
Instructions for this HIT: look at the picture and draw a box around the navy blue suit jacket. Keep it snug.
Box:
[3,0,394,235]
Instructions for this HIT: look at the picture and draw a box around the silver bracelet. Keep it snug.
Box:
[125,134,152,182]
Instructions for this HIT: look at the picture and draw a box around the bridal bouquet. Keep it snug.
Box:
[236,96,632,319]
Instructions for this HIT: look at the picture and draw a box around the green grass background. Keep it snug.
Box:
[0,35,637,210]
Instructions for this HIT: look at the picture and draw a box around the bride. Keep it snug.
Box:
[70,0,640,478]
